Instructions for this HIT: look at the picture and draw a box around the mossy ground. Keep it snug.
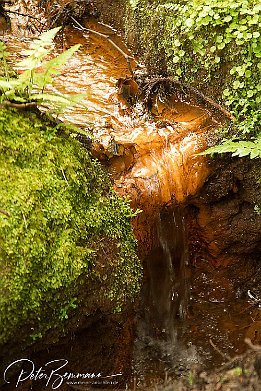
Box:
[0,108,142,346]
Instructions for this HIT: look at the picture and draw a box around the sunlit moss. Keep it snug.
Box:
[0,108,142,344]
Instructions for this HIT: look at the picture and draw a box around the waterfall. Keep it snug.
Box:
[153,207,189,335]
[133,206,192,380]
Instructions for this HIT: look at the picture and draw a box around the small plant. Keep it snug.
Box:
[188,370,193,386]
[254,204,261,214]
[199,132,261,159]
[127,0,260,155]
[59,298,77,320]
[30,332,43,342]
[0,27,85,111]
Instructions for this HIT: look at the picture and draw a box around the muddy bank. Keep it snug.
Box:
[189,157,261,263]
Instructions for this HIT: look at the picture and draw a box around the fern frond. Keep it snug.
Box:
[32,93,86,108]
[16,27,62,71]
[199,138,261,159]
[35,44,81,89]
[0,79,21,90]
[0,27,85,111]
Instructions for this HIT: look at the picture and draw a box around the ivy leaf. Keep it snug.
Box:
[224,15,232,22]
[185,18,193,27]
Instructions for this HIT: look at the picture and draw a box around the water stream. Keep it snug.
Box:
[132,207,195,386]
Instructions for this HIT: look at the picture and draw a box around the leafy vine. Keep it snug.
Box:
[127,0,260,156]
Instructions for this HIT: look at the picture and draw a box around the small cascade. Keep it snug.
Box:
[132,206,195,383]
[149,207,189,339]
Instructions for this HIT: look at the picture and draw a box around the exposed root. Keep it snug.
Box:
[209,339,232,361]
[139,76,236,121]
[245,337,261,352]
[0,208,10,217]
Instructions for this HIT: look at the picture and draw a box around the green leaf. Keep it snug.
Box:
[32,93,86,108]
[202,16,211,25]
[35,44,81,89]
[185,18,193,27]
[217,42,226,50]
[173,39,181,47]
[247,90,254,97]
[224,15,232,22]
[223,88,231,97]
[0,78,21,90]
[233,80,243,89]
[16,27,62,72]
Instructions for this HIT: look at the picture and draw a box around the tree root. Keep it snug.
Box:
[141,77,236,121]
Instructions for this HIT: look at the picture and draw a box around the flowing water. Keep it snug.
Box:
[132,207,196,386]
[2,13,261,389]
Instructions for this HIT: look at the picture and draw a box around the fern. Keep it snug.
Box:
[17,27,62,71]
[200,135,261,159]
[0,27,85,111]
[33,44,81,90]
[32,92,86,108]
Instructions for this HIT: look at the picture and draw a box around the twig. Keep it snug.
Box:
[0,101,37,109]
[245,338,261,352]
[70,16,135,76]
[5,10,47,27]
[22,212,28,228]
[209,338,231,361]
[133,376,136,391]
[215,340,261,374]
[188,84,236,121]
[61,168,69,187]
[0,209,10,217]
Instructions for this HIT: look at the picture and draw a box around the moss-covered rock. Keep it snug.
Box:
[0,108,142,349]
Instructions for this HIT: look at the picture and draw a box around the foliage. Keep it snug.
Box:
[0,27,85,110]
[126,0,260,155]
[199,110,261,158]
[199,134,261,158]
[0,108,142,344]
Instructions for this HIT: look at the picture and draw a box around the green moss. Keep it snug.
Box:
[125,0,260,134]
[0,108,142,344]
